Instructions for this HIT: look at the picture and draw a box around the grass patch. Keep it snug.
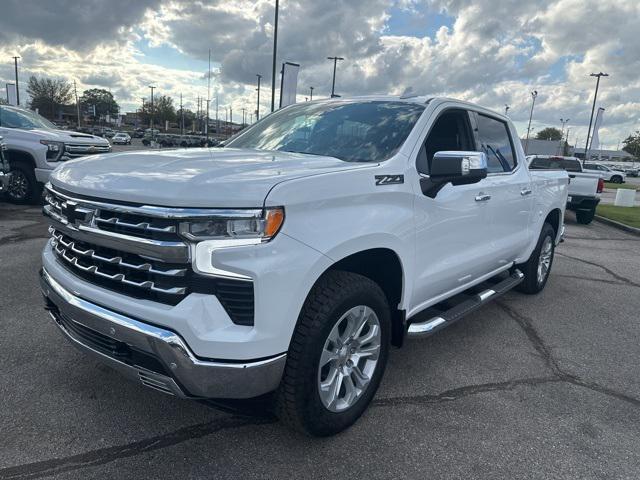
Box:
[604,182,638,190]
[596,205,640,228]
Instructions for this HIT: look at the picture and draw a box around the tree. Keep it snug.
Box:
[26,76,73,120]
[535,127,563,141]
[139,95,176,129]
[622,131,640,159]
[79,88,119,119]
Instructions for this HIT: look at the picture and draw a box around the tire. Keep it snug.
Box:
[6,162,41,204]
[611,175,623,184]
[576,208,595,225]
[275,270,391,436]
[515,222,555,295]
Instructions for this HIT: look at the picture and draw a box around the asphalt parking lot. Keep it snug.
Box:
[1,205,640,479]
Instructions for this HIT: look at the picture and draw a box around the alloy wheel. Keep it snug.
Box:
[537,236,553,285]
[317,305,381,412]
[7,170,28,201]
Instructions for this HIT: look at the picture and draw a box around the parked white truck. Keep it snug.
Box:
[40,97,568,436]
[527,155,603,224]
[0,105,111,204]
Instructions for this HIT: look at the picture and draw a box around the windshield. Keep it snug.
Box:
[0,106,57,130]
[226,100,425,162]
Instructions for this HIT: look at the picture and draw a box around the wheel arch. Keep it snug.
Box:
[544,207,562,237]
[5,148,36,168]
[317,247,407,348]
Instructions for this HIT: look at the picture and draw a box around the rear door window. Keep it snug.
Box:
[475,114,517,173]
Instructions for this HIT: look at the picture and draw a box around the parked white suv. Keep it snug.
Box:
[583,162,626,184]
[40,97,568,436]
[0,105,111,203]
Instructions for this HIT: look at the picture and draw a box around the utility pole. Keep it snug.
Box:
[310,86,314,101]
[584,72,608,162]
[524,90,538,155]
[149,85,155,135]
[12,56,20,105]
[271,0,279,112]
[179,92,184,135]
[216,92,219,136]
[241,107,246,126]
[504,104,509,116]
[256,74,262,121]
[73,80,81,127]
[327,56,344,98]
[206,48,211,141]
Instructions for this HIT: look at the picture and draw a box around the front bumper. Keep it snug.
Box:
[39,268,286,399]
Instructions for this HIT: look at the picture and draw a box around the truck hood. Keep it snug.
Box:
[50,148,373,207]
[20,128,109,145]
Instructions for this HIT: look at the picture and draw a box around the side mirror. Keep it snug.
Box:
[420,151,488,198]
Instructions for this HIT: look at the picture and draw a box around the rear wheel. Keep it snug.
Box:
[275,271,390,436]
[611,175,623,184]
[576,208,596,225]
[515,222,555,294]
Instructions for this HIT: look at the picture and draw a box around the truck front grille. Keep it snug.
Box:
[44,187,255,325]
[65,143,111,158]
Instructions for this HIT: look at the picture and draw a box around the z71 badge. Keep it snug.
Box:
[375,174,404,186]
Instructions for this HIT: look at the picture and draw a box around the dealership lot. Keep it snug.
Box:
[1,205,639,479]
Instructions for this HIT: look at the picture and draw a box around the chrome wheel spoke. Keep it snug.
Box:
[317,304,382,412]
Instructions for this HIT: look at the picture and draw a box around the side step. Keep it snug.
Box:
[407,269,524,338]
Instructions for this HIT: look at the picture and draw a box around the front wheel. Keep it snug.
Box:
[515,222,556,294]
[611,175,623,184]
[6,163,40,204]
[275,271,390,436]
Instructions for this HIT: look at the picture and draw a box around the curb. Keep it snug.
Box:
[594,215,640,237]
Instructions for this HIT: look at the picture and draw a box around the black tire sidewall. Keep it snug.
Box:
[535,226,555,290]
[286,273,391,436]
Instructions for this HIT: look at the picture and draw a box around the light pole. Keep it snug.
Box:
[270,0,279,112]
[327,56,344,98]
[256,74,262,121]
[559,118,570,155]
[149,85,155,135]
[584,72,608,162]
[524,90,538,155]
[310,86,314,101]
[504,104,510,116]
[12,56,20,105]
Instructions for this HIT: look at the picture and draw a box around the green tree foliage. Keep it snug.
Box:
[139,95,176,128]
[535,127,563,141]
[622,131,640,158]
[79,88,119,119]
[26,76,73,120]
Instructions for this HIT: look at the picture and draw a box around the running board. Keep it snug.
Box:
[407,269,524,338]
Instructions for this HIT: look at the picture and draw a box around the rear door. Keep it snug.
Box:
[471,112,533,264]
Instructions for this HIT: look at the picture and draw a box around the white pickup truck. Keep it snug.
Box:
[40,97,568,436]
[0,105,111,204]
[527,155,603,224]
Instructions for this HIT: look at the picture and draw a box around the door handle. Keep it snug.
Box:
[475,193,491,202]
[520,188,532,196]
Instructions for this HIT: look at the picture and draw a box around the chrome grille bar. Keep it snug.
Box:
[51,229,186,277]
[52,237,187,296]
[96,216,177,233]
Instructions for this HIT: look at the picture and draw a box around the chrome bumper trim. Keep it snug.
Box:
[40,268,286,399]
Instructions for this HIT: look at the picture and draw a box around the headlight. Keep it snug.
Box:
[186,207,285,278]
[39,140,65,161]
[179,207,285,241]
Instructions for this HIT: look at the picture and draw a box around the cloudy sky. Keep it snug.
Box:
[0,0,638,148]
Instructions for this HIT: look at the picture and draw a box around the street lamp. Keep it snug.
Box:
[327,56,344,98]
[12,56,20,105]
[310,86,314,101]
[256,74,262,121]
[584,72,609,162]
[504,104,510,116]
[524,90,538,155]
[270,0,279,112]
